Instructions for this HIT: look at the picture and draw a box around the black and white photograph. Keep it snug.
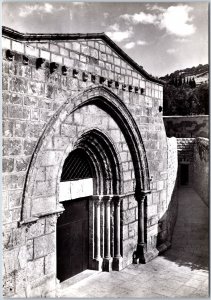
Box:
[2,1,209,298]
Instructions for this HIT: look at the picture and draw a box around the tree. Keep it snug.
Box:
[178,76,182,86]
[163,81,209,116]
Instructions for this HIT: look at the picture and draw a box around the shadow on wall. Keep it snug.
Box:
[155,136,178,254]
[156,184,178,254]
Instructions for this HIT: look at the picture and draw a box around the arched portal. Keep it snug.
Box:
[57,129,122,280]
[20,86,151,283]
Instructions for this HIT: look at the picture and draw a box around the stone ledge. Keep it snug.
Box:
[19,205,64,226]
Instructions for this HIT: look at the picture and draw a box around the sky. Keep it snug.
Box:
[2,1,209,77]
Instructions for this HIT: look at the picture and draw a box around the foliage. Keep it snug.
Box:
[163,82,209,116]
[161,63,209,116]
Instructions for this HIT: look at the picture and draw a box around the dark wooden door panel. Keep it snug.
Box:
[57,197,89,282]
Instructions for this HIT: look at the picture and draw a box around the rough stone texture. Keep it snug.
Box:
[177,138,195,163]
[156,137,178,250]
[2,31,175,297]
[193,138,209,205]
[164,115,208,138]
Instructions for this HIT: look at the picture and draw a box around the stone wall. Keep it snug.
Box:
[177,138,195,163]
[164,115,209,138]
[2,27,175,297]
[157,137,178,251]
[193,138,209,205]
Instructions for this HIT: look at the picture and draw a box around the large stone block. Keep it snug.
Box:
[45,165,60,180]
[18,246,27,269]
[24,96,38,107]
[26,219,45,239]
[3,138,22,156]
[3,272,15,297]
[2,75,9,91]
[8,190,22,208]
[123,208,136,225]
[28,81,45,96]
[4,248,20,273]
[26,239,34,262]
[12,207,21,222]
[34,180,57,197]
[19,65,31,78]
[39,150,63,166]
[23,139,37,155]
[157,180,164,191]
[52,136,70,150]
[12,40,24,53]
[4,173,25,189]
[128,195,137,209]
[122,225,129,240]
[26,273,56,298]
[27,257,44,282]
[51,54,62,64]
[14,268,27,296]
[44,252,56,275]
[45,215,56,234]
[50,43,59,53]
[34,232,56,259]
[128,221,138,238]
[3,210,12,224]
[16,156,30,172]
[3,158,14,173]
[10,93,23,105]
[147,204,157,217]
[25,45,39,57]
[11,77,27,93]
[31,196,56,215]
[8,105,23,119]
[14,120,27,137]
[147,225,158,239]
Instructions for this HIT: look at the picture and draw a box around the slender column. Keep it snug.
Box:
[95,197,102,260]
[112,196,123,271]
[133,190,151,264]
[103,196,112,271]
[114,196,121,258]
[93,196,103,270]
[138,194,145,247]
[104,196,111,258]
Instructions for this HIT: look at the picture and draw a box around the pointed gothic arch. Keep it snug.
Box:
[20,85,150,222]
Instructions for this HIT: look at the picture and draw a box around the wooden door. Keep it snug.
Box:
[57,197,89,282]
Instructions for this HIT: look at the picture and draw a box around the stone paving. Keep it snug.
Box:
[58,187,209,298]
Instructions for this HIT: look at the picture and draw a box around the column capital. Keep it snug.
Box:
[103,195,113,204]
[112,195,122,206]
[92,195,104,204]
[136,190,151,202]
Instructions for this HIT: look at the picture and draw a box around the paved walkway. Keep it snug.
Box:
[58,187,209,298]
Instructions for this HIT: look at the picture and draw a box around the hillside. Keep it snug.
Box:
[160,64,209,116]
[160,64,209,86]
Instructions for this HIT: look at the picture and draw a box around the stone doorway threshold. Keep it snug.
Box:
[57,270,101,296]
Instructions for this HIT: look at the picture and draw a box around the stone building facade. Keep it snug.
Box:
[2,27,178,297]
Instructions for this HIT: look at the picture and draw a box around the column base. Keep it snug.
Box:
[112,256,123,271]
[93,257,103,271]
[103,257,112,272]
[133,244,159,264]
